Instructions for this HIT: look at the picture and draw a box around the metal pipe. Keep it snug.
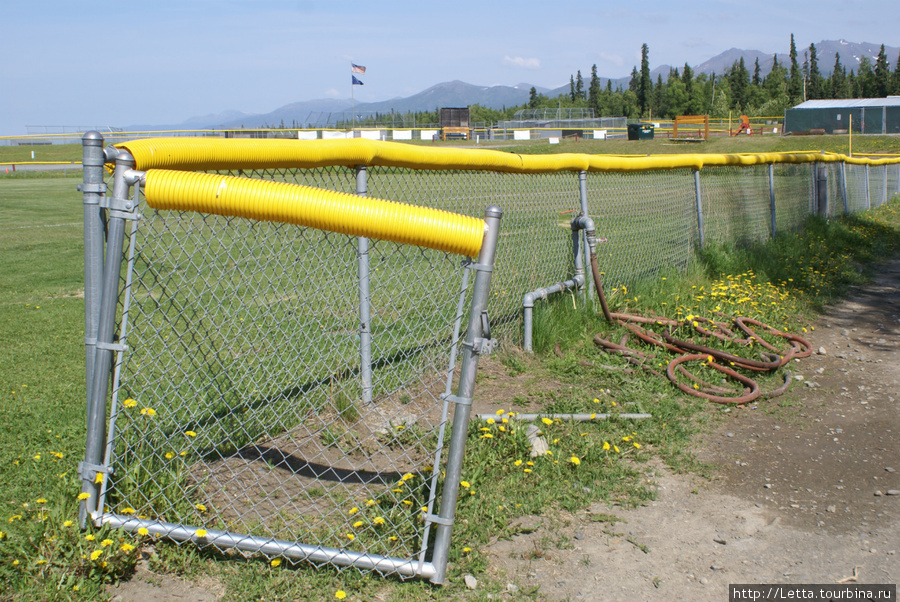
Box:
[815,162,828,217]
[80,132,105,429]
[865,164,871,210]
[577,171,592,302]
[840,162,850,214]
[430,205,502,585]
[768,163,776,237]
[474,413,651,422]
[883,164,889,208]
[356,166,373,407]
[97,514,435,580]
[522,276,584,352]
[79,150,134,526]
[693,169,705,247]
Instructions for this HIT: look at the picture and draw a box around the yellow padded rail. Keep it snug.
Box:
[115,138,900,174]
[142,170,486,258]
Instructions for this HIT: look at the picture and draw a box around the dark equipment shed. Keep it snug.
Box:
[784,97,900,135]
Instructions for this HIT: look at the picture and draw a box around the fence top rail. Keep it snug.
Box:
[110,138,900,174]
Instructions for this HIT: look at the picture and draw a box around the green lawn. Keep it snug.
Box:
[1,153,899,599]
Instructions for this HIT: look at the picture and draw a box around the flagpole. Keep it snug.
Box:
[351,64,355,136]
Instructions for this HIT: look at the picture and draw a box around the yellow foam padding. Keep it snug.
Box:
[143,170,486,258]
[115,138,900,174]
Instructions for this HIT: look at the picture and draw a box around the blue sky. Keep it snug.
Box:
[1,0,897,135]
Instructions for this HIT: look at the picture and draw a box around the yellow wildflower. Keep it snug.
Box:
[271,558,282,568]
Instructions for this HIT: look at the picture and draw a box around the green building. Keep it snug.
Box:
[784,98,900,135]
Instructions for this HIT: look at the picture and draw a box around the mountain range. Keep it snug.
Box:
[131,39,898,130]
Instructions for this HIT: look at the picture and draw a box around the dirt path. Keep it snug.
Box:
[486,260,900,599]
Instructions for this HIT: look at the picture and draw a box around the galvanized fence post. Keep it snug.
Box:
[840,162,850,214]
[80,132,106,423]
[865,164,871,210]
[79,150,135,526]
[815,162,828,216]
[693,169,705,247]
[430,205,502,584]
[768,163,777,237]
[356,165,374,407]
[577,171,592,303]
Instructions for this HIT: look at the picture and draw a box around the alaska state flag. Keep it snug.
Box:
[352,75,364,86]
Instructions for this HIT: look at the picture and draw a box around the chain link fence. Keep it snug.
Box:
[78,137,900,583]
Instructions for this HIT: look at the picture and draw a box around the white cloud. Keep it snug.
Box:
[502,55,541,69]
[324,88,341,98]
[599,52,624,67]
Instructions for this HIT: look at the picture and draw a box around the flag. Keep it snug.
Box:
[351,63,366,74]
[352,75,364,86]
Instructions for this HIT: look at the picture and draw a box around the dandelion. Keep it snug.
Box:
[90,550,103,561]
[335,591,347,600]
[541,417,553,426]
[184,431,197,437]
[100,539,113,548]
[389,536,398,542]
[352,520,363,528]
[120,543,135,553]
[523,468,532,473]
[138,527,149,536]
[613,445,620,453]
[569,456,581,466]
[480,433,493,439]
[36,559,48,565]
[84,534,95,541]
[270,558,282,568]
[593,398,599,403]
[590,413,596,420]
[63,520,73,528]
[460,481,471,488]
[122,398,137,408]
[514,460,522,466]
[35,498,47,504]
[603,442,610,451]
[164,452,175,460]
[348,507,359,515]
[346,533,355,541]
[195,529,208,538]
[139,407,156,417]
[195,504,207,512]
[373,517,385,526]
[486,418,495,425]
[400,473,414,482]
[402,500,413,506]
[495,409,504,415]
[633,443,641,449]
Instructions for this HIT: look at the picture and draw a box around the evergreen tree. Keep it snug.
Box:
[874,44,891,97]
[528,86,539,109]
[752,58,762,87]
[652,73,667,118]
[728,57,749,110]
[807,43,824,100]
[588,64,601,115]
[788,34,804,103]
[830,53,848,99]
[856,57,875,97]
[576,70,585,100]
[894,52,900,94]
[628,66,640,94]
[764,54,787,99]
[639,43,652,116]
[569,75,576,102]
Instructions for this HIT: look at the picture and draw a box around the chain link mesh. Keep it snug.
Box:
[90,152,897,578]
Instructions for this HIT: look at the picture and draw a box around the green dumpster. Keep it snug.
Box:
[627,123,655,140]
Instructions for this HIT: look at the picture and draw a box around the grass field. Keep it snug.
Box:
[2,143,900,599]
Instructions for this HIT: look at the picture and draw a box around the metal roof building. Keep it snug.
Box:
[784,97,900,135]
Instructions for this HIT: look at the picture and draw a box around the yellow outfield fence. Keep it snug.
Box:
[78,134,900,584]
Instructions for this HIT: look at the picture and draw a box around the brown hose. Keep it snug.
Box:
[588,250,806,404]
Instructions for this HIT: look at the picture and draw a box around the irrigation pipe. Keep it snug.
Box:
[588,251,811,404]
